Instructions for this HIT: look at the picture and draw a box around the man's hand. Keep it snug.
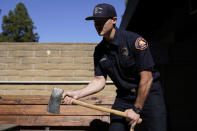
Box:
[62,91,79,104]
[125,109,140,128]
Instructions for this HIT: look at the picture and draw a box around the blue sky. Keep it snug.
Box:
[0,0,126,43]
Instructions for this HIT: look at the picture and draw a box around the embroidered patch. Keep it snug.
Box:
[135,37,148,50]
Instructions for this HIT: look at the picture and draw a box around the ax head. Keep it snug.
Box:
[47,87,64,114]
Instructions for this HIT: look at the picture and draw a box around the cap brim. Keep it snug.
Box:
[85,16,111,20]
[85,16,96,20]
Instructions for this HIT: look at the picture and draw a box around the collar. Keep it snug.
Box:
[102,27,121,46]
[110,27,120,46]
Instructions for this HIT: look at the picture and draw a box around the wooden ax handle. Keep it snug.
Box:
[72,99,142,124]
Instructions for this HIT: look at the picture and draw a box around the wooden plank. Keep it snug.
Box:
[0,95,49,105]
[0,115,109,126]
[0,95,115,105]
[0,105,111,116]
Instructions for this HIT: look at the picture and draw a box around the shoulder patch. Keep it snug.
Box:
[135,37,148,50]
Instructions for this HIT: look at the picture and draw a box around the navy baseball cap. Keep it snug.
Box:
[85,3,117,20]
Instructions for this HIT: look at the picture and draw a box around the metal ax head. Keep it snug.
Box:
[47,87,64,114]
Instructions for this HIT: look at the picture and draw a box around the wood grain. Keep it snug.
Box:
[0,105,111,116]
[0,115,110,126]
[0,95,115,105]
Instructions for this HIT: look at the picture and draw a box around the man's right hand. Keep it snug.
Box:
[62,91,79,104]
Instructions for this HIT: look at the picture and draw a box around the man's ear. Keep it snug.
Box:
[112,17,117,24]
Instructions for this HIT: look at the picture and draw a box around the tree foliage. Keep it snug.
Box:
[0,3,39,42]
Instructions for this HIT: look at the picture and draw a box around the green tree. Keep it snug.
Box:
[0,3,39,42]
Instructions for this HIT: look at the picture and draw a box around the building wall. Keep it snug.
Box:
[0,42,116,96]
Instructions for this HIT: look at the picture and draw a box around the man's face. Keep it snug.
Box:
[94,17,116,36]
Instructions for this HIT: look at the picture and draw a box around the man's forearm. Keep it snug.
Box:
[134,71,153,109]
[76,76,106,99]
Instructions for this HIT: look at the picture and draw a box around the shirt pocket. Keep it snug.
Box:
[120,55,135,69]
[119,55,137,76]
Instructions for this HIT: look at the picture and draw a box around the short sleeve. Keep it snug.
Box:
[93,46,107,78]
[131,37,155,73]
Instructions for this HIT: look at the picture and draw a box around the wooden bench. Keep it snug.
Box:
[0,124,18,131]
[0,95,115,130]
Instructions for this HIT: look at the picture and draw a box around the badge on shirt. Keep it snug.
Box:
[135,37,148,50]
[121,47,129,56]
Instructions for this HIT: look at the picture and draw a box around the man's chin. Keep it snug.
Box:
[98,32,104,36]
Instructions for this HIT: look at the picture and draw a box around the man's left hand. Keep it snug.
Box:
[125,109,140,128]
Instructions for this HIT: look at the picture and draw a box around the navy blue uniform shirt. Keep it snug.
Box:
[94,28,160,91]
